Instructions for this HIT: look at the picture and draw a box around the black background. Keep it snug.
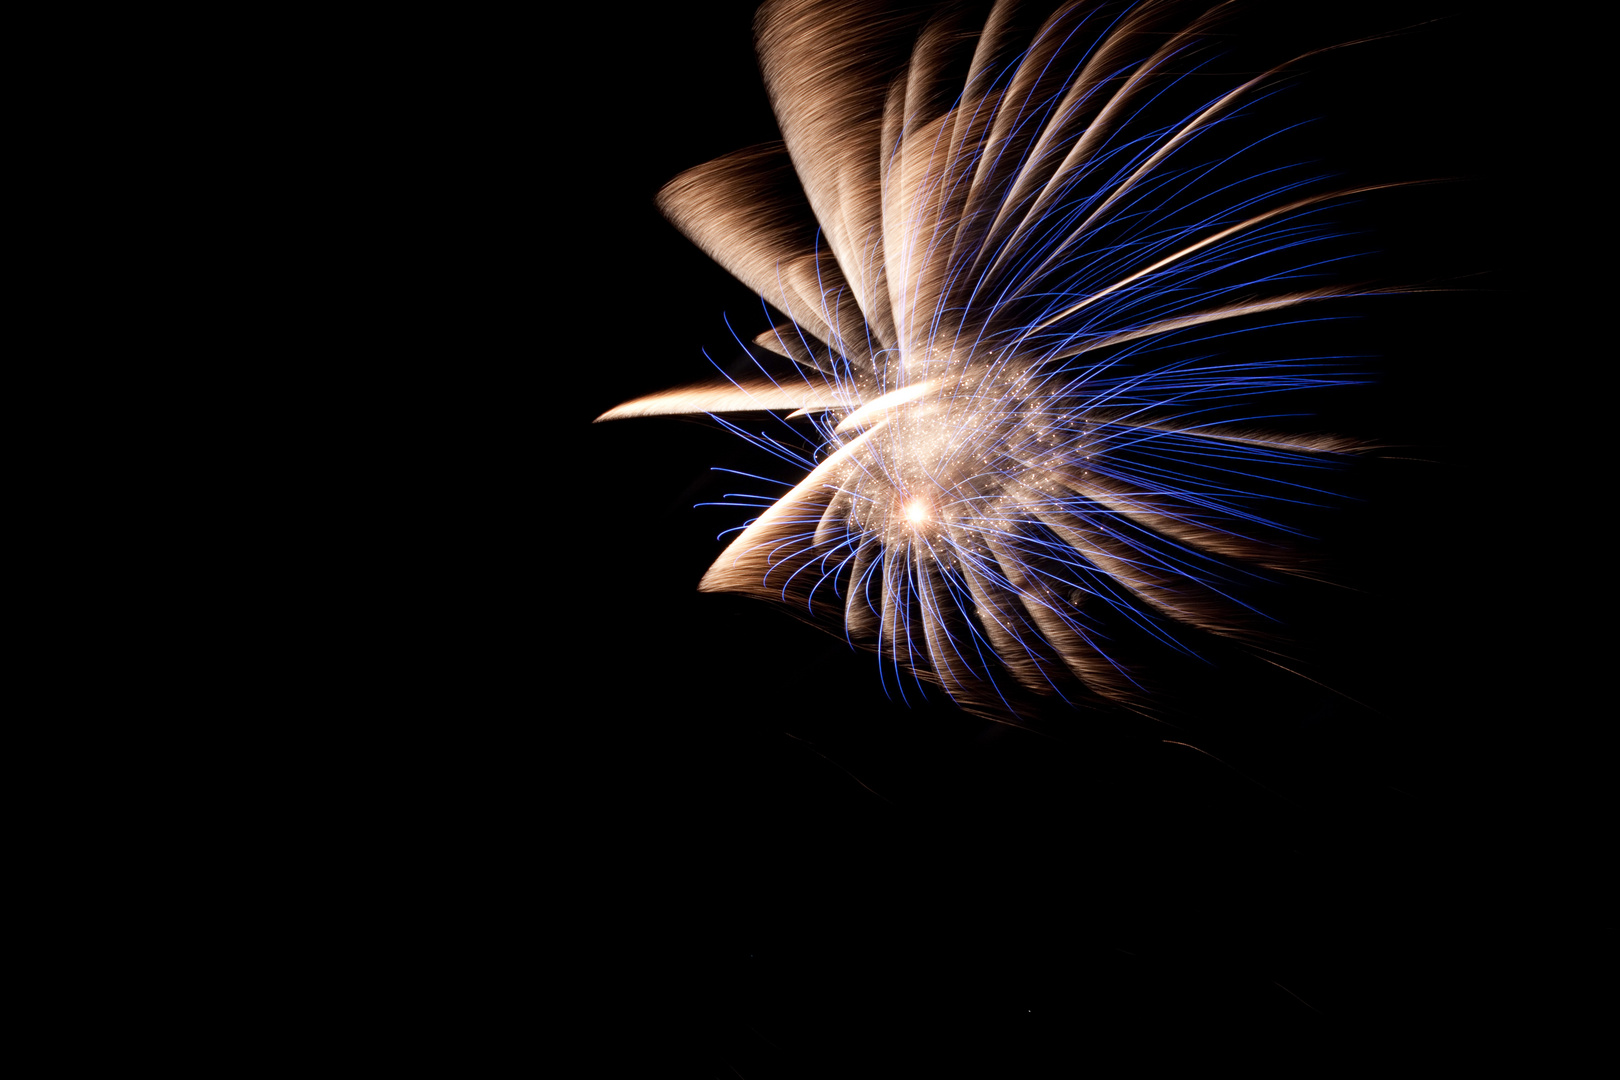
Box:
[548,2,1582,1069]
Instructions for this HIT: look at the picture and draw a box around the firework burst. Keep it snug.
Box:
[599,0,1417,723]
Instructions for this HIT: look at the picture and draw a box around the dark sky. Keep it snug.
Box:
[559,2,1572,1068]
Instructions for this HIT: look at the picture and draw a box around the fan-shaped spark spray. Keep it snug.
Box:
[599,0,1411,722]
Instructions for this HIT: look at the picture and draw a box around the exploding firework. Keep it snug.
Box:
[598,0,1424,723]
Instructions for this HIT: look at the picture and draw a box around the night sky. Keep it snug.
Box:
[557,2,1575,1069]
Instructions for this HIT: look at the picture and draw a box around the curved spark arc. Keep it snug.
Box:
[598,0,1397,722]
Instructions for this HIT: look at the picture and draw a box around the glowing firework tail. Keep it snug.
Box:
[599,0,1409,722]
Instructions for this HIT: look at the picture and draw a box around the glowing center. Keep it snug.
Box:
[904,498,931,526]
